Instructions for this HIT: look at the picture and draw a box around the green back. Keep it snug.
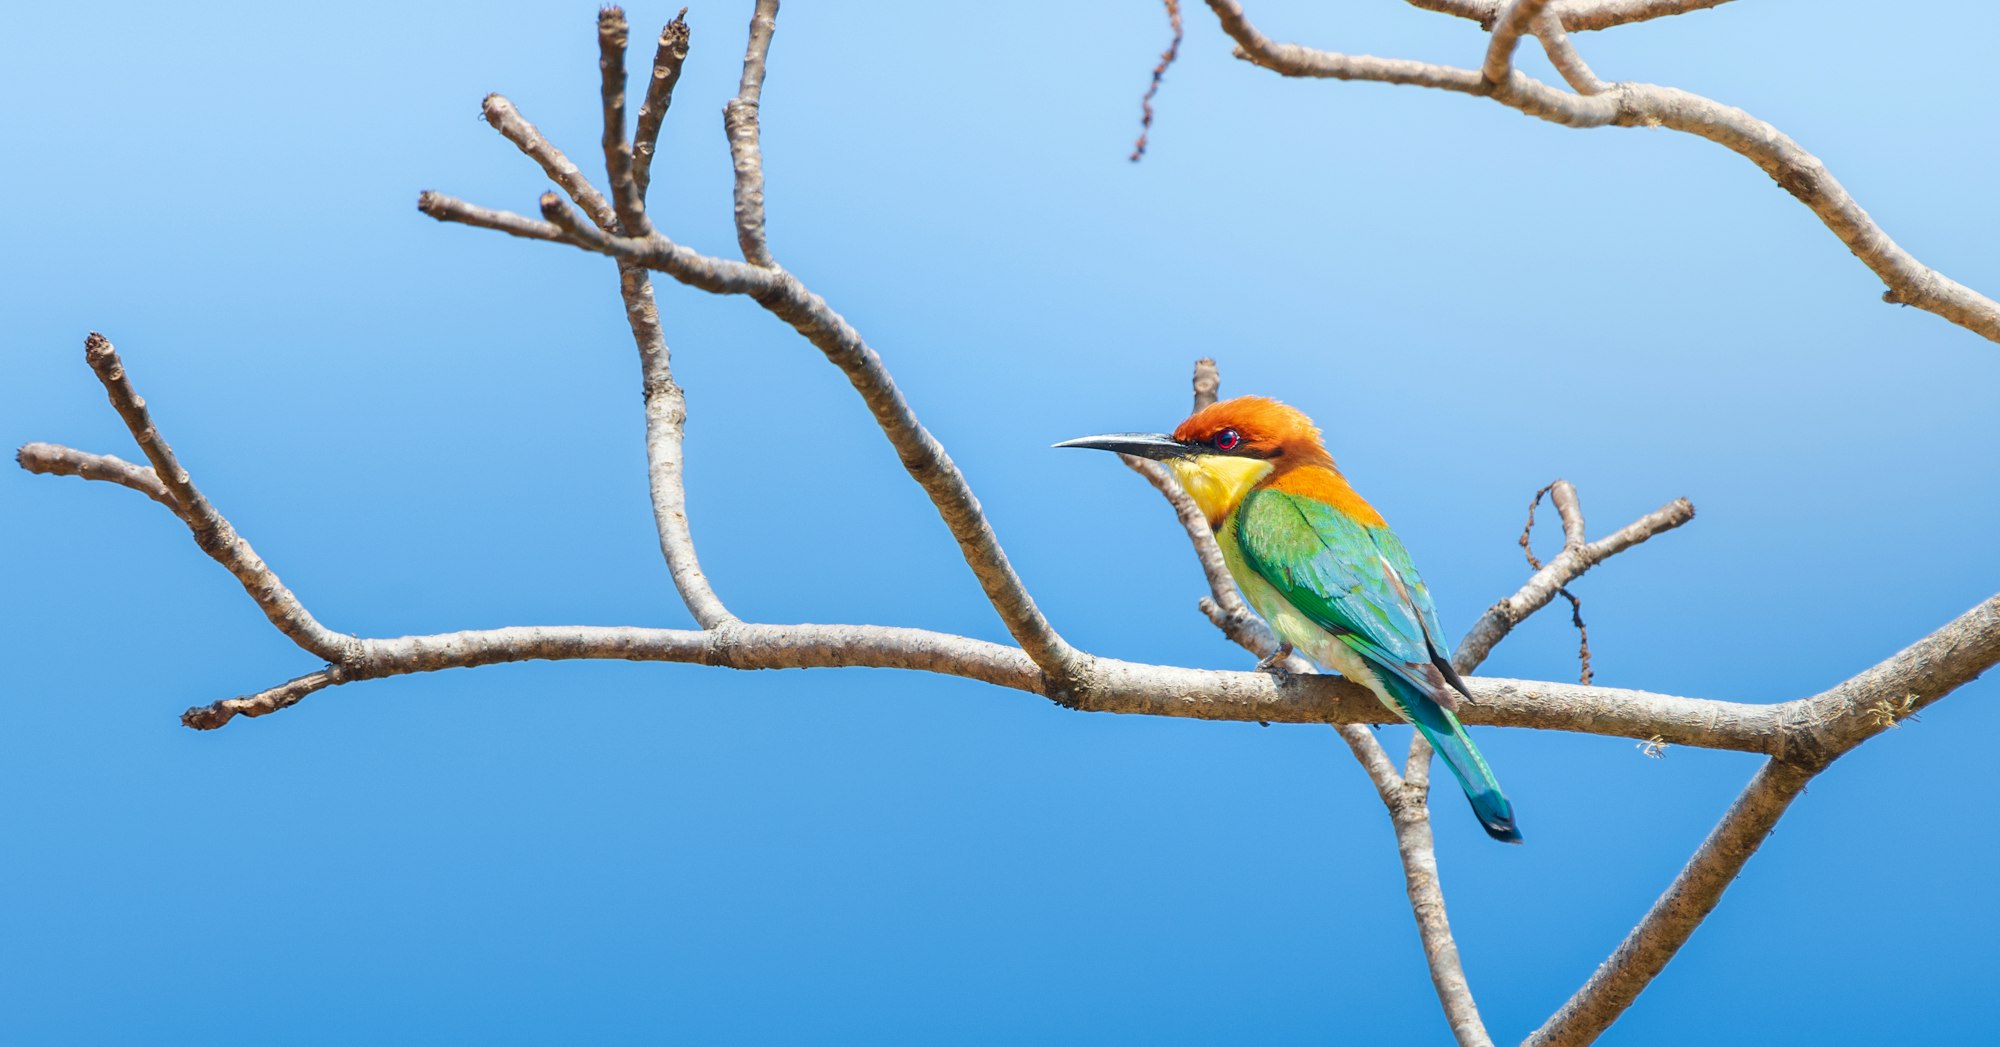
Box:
[1231,486,1451,691]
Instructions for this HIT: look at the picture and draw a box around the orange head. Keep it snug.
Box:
[1169,395,1334,470]
[1056,395,1337,523]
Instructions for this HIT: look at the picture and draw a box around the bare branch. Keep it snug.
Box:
[1526,758,1809,1046]
[1787,593,2000,767]
[597,6,653,237]
[16,442,175,509]
[1529,591,2000,1045]
[72,334,354,662]
[180,622,1038,730]
[1482,0,1552,87]
[24,432,1752,756]
[1404,0,1500,29]
[482,94,618,231]
[1191,357,1220,410]
[183,668,346,730]
[1205,0,2000,345]
[1555,0,1737,32]
[415,192,572,243]
[1534,11,1607,94]
[590,7,732,626]
[725,0,779,267]
[1406,0,1737,31]
[632,9,691,200]
[620,258,737,627]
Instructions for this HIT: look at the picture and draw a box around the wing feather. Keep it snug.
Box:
[1234,487,1457,705]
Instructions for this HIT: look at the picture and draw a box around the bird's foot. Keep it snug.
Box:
[1253,642,1295,675]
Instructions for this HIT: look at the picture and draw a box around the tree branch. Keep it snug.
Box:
[598,6,654,238]
[427,76,1086,682]
[16,442,174,509]
[65,334,356,662]
[1482,0,1552,87]
[1534,11,1607,95]
[632,9,691,200]
[1528,592,2000,1046]
[725,0,778,267]
[597,14,733,627]
[480,94,618,232]
[1206,0,2000,346]
[1406,0,1737,32]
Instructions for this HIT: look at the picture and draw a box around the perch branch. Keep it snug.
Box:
[1205,0,2000,346]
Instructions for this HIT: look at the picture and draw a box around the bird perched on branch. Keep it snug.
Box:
[1058,396,1521,842]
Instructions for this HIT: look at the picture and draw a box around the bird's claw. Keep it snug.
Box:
[1253,642,1295,675]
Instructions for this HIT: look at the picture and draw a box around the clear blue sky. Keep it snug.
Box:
[6,2,1998,1043]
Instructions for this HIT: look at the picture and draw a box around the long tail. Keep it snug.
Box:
[1380,672,1522,843]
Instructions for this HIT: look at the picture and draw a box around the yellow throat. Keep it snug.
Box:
[1168,455,1275,526]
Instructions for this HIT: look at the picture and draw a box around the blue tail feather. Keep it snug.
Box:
[1380,672,1522,844]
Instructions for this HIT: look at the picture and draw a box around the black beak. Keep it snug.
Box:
[1053,432,1191,461]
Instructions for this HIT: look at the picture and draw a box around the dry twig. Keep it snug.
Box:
[1130,0,1185,161]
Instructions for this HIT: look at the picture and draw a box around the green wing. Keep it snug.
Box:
[1235,487,1518,842]
[1232,487,1452,692]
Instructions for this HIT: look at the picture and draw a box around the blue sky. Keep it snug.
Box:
[6,2,1998,1043]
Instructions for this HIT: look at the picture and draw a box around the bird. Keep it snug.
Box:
[1057,395,1521,843]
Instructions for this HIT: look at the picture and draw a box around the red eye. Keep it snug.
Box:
[1213,428,1241,451]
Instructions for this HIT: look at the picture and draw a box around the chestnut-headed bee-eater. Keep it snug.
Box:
[1059,396,1521,842]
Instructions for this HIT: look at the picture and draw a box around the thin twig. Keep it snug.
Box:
[73,335,355,661]
[1519,481,1595,684]
[598,6,653,237]
[632,9,691,200]
[1458,489,1692,671]
[1482,0,1553,87]
[16,442,175,509]
[1534,11,1608,94]
[482,94,618,232]
[1130,0,1184,162]
[414,192,572,243]
[725,0,779,267]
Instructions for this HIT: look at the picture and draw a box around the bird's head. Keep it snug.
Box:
[1057,395,1334,523]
